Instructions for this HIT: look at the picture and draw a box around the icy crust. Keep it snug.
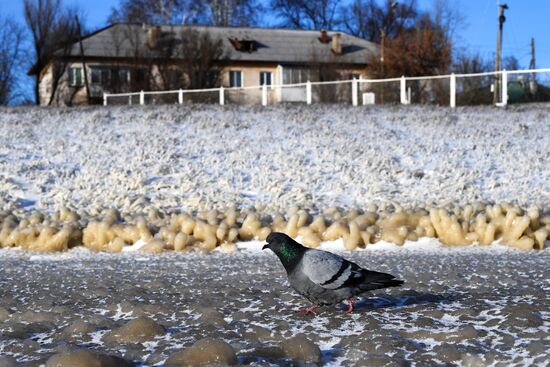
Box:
[0,104,549,216]
[0,250,548,366]
[0,204,548,253]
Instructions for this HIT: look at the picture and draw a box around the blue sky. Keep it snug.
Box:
[1,0,549,102]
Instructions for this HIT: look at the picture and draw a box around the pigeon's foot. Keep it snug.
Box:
[297,305,318,316]
[345,299,356,313]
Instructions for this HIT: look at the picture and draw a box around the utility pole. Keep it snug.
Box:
[529,37,537,94]
[494,3,508,104]
[529,38,536,78]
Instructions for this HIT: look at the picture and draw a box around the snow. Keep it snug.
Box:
[0,104,548,217]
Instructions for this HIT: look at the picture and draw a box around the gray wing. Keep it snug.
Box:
[301,249,357,290]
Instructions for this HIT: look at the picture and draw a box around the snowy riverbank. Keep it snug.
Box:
[0,104,548,253]
[1,104,548,215]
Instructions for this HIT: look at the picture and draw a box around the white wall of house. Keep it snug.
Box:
[39,60,369,106]
[38,62,88,106]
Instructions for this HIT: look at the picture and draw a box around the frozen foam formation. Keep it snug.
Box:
[140,239,165,253]
[0,356,17,367]
[60,321,95,342]
[82,216,153,252]
[0,307,10,322]
[104,316,165,344]
[45,349,132,367]
[281,334,322,364]
[0,210,82,252]
[165,338,237,366]
[0,204,548,252]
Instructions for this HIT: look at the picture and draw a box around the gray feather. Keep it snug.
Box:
[301,250,351,289]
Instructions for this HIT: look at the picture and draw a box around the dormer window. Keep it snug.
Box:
[229,38,257,52]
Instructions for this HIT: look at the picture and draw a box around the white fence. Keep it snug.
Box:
[103,68,550,108]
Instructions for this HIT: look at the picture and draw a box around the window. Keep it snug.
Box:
[283,67,312,84]
[68,67,82,86]
[91,68,100,84]
[90,68,111,85]
[259,71,272,87]
[118,69,130,84]
[229,70,242,88]
[101,69,111,85]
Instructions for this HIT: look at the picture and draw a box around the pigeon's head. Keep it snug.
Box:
[263,232,289,250]
[263,232,302,256]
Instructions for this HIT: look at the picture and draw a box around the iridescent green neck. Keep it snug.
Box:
[280,242,298,259]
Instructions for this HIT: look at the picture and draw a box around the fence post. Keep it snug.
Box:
[178,89,183,104]
[128,95,132,105]
[501,69,508,106]
[400,76,407,105]
[262,83,268,106]
[306,80,312,105]
[103,93,107,106]
[139,90,144,105]
[352,78,358,106]
[450,73,456,108]
[219,86,224,106]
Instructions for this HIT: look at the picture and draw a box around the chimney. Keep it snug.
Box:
[319,30,329,44]
[331,32,342,55]
[147,25,161,49]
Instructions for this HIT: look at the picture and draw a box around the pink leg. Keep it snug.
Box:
[297,305,318,315]
[345,299,356,313]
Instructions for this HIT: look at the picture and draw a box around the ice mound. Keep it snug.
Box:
[0,203,548,253]
[165,338,237,366]
[45,349,131,367]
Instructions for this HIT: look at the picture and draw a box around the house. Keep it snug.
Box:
[29,23,379,106]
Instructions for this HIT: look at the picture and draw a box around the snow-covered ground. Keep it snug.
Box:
[0,104,548,216]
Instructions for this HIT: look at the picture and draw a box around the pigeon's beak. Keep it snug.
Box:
[262,243,269,250]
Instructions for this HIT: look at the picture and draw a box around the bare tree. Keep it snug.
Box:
[271,0,342,30]
[177,28,226,90]
[207,0,262,26]
[23,0,82,105]
[431,0,465,46]
[109,0,261,26]
[368,13,451,78]
[0,18,25,105]
[341,0,417,42]
[109,0,207,25]
[366,13,452,104]
[49,16,82,106]
[502,55,521,71]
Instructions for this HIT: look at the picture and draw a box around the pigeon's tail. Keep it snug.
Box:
[358,271,404,292]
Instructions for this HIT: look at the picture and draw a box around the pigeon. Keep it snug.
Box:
[263,232,403,314]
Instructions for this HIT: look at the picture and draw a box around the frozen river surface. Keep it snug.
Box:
[0,247,549,366]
